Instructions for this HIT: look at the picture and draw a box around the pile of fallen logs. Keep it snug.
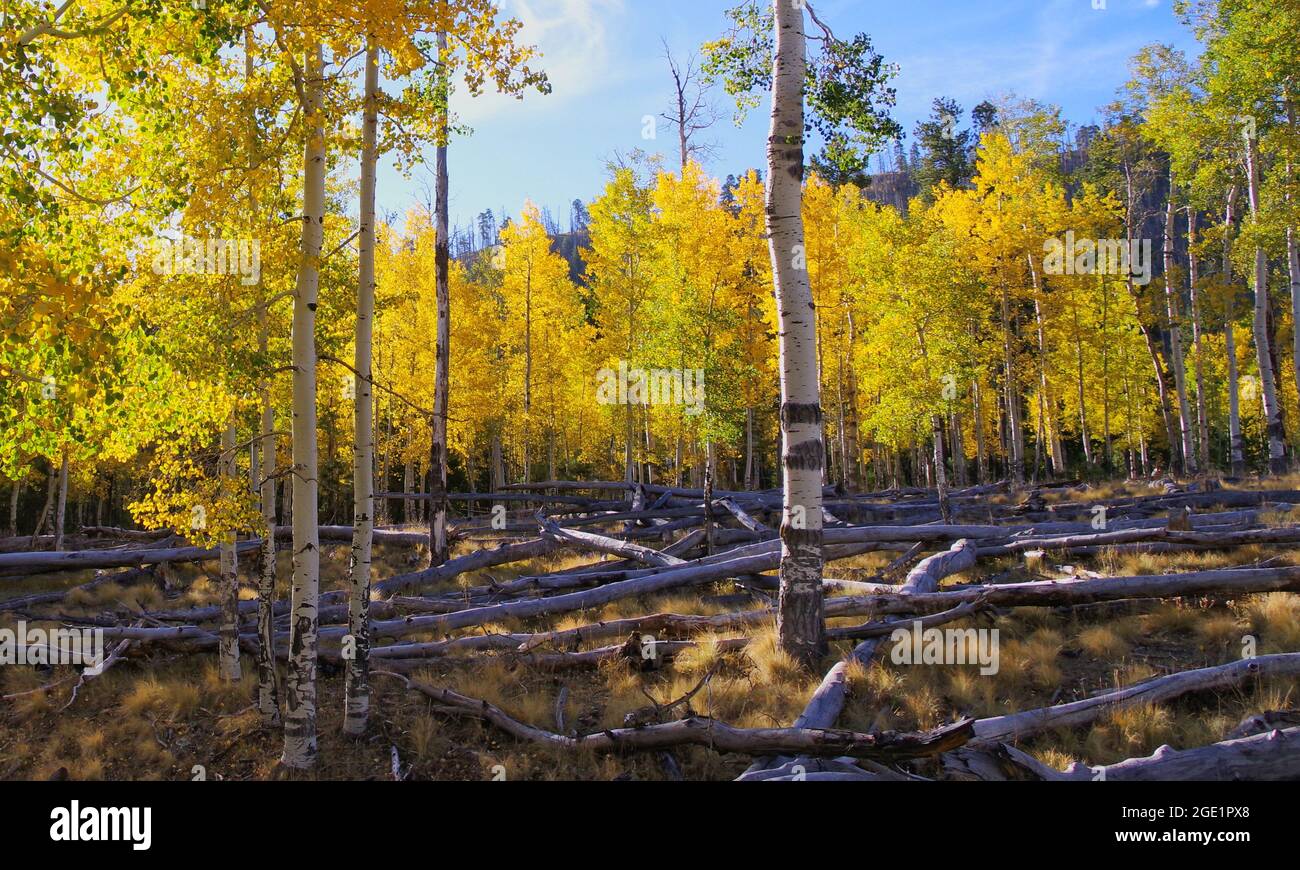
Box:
[3,478,1299,780]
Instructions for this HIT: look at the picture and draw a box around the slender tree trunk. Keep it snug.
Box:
[52,451,68,551]
[403,462,414,522]
[282,43,325,770]
[744,407,755,490]
[1164,178,1196,474]
[767,0,823,668]
[344,39,380,737]
[7,479,19,537]
[932,415,951,523]
[1222,185,1246,475]
[950,407,966,487]
[429,30,451,567]
[1187,209,1210,473]
[217,420,242,681]
[256,314,280,723]
[1287,103,1300,431]
[1125,170,1178,473]
[972,378,987,483]
[31,461,55,547]
[243,32,268,614]
[1000,287,1024,485]
[1245,131,1288,474]
[1028,262,1064,477]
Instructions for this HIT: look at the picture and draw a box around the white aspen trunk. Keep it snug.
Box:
[429,30,451,567]
[1028,262,1064,477]
[767,0,824,668]
[256,320,280,722]
[744,407,755,490]
[52,451,68,551]
[999,287,1025,484]
[281,42,325,770]
[1245,132,1288,474]
[218,419,242,681]
[1288,103,1300,423]
[403,461,414,522]
[7,479,19,537]
[1187,209,1209,472]
[972,377,987,483]
[248,25,279,725]
[344,39,379,737]
[932,415,951,523]
[31,462,55,546]
[1223,185,1246,475]
[1164,180,1196,474]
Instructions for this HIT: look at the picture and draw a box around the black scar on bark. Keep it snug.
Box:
[783,437,824,471]
[780,525,823,547]
[307,302,317,312]
[781,401,823,426]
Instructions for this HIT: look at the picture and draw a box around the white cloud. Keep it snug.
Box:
[454,0,626,124]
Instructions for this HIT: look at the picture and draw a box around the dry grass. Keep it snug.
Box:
[2,518,1299,780]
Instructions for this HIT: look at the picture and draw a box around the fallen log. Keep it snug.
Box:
[375,670,974,760]
[372,536,566,596]
[719,498,769,533]
[362,541,882,641]
[0,540,263,574]
[965,727,1300,781]
[537,516,684,568]
[743,539,978,778]
[794,540,978,730]
[840,565,1300,616]
[970,653,1300,746]
[979,525,1300,556]
[0,567,156,613]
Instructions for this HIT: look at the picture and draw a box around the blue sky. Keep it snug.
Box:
[374,0,1202,233]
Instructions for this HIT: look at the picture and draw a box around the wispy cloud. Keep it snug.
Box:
[455,0,626,124]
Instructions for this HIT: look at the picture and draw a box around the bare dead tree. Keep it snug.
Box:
[659,38,720,172]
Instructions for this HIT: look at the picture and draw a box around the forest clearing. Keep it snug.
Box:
[2,0,1300,795]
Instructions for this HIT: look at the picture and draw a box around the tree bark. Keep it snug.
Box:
[1164,176,1196,473]
[429,29,451,567]
[766,0,824,668]
[282,42,325,770]
[971,653,1300,746]
[52,451,68,551]
[217,420,242,681]
[344,38,379,737]
[1223,185,1246,475]
[1186,209,1210,472]
[1245,131,1288,474]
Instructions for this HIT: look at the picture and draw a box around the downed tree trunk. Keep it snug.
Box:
[0,567,155,612]
[970,653,1300,746]
[840,565,1300,616]
[361,541,881,641]
[961,727,1300,781]
[742,539,978,778]
[0,540,263,574]
[719,497,769,533]
[375,670,974,760]
[792,540,978,730]
[372,536,565,595]
[979,524,1300,556]
[537,516,684,568]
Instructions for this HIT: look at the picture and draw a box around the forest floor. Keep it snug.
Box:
[2,479,1299,781]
